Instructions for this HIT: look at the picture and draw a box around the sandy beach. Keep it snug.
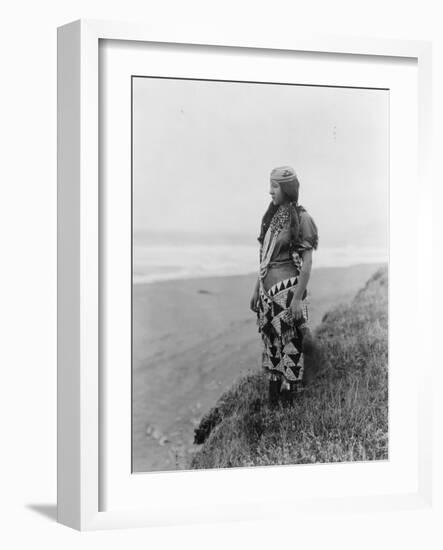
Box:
[132,262,386,472]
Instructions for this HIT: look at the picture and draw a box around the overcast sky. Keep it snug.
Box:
[133,77,388,249]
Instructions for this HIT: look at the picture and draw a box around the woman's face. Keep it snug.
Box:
[269,180,286,205]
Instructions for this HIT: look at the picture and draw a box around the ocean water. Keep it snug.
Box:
[133,242,388,284]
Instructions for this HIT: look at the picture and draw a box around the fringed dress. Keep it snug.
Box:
[256,203,318,389]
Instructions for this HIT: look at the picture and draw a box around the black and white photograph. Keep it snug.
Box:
[4,0,439,542]
[131,76,389,473]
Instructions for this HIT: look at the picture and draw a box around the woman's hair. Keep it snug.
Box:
[278,172,300,204]
[257,170,302,254]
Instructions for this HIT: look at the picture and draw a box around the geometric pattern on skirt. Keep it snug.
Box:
[256,276,309,383]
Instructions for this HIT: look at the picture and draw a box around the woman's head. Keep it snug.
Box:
[258,165,301,246]
[269,166,300,206]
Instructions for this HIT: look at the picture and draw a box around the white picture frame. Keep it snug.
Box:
[57,19,433,531]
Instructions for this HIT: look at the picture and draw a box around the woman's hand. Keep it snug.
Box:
[250,287,260,313]
[290,298,305,321]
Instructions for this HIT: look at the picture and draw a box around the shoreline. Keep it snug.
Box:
[133,261,388,288]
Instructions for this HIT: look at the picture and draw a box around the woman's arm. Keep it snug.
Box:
[250,276,260,312]
[291,249,313,315]
[254,276,260,291]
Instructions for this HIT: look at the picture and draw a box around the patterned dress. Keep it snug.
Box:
[256,204,318,389]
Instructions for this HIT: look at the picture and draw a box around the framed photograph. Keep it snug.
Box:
[57,19,433,530]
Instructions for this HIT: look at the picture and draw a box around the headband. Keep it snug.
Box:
[270,165,298,184]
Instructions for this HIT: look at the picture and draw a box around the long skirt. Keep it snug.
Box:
[256,276,309,388]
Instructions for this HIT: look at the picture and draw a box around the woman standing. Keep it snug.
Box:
[250,166,319,407]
